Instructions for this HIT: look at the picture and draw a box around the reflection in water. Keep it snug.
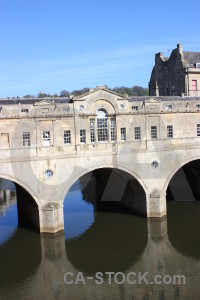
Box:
[0,179,17,246]
[64,181,94,240]
[66,212,147,274]
[167,202,200,259]
[1,177,200,299]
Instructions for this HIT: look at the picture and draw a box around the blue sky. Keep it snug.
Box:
[0,0,200,97]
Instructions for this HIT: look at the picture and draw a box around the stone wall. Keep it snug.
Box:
[149,44,200,96]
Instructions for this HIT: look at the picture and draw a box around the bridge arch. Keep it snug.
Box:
[0,173,41,207]
[0,173,41,231]
[61,164,148,216]
[163,156,200,200]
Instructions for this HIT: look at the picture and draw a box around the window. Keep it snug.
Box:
[43,131,50,146]
[44,169,53,179]
[192,80,197,90]
[132,106,138,111]
[121,128,126,141]
[64,130,71,144]
[1,133,9,148]
[165,67,168,75]
[166,104,172,111]
[134,127,141,140]
[152,161,159,169]
[90,118,95,143]
[23,132,30,146]
[151,126,157,139]
[197,124,200,136]
[42,108,49,114]
[97,108,108,142]
[21,109,29,113]
[167,125,173,138]
[63,107,70,112]
[196,104,200,110]
[80,129,86,143]
[110,117,116,142]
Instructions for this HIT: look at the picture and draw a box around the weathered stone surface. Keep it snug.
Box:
[0,88,200,232]
[149,44,200,96]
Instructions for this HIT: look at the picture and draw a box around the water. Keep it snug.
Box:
[1,180,200,299]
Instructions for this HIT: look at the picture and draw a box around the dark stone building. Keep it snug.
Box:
[149,44,200,96]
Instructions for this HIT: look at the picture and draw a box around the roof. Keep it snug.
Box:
[1,95,200,105]
[129,96,200,102]
[183,51,200,65]
[0,97,71,105]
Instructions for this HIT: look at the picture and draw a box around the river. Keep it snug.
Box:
[0,178,200,299]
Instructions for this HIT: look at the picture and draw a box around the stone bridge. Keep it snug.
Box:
[0,86,200,233]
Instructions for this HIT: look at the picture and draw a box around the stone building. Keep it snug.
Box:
[1,86,200,232]
[149,44,200,96]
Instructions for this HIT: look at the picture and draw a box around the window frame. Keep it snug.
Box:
[22,132,30,147]
[192,80,197,91]
[90,118,95,143]
[120,127,126,141]
[43,131,50,146]
[167,125,173,139]
[64,130,71,144]
[80,129,86,144]
[110,117,116,142]
[97,108,108,142]
[151,126,157,139]
[134,127,141,140]
[197,124,200,137]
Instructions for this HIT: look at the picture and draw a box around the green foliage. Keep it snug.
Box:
[20,85,148,99]
[112,85,148,96]
[71,88,90,96]
[23,94,35,98]
[60,90,70,97]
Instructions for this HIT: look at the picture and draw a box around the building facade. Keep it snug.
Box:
[1,86,200,232]
[149,44,200,97]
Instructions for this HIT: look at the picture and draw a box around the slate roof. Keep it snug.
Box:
[0,97,71,105]
[183,51,200,65]
[1,96,200,105]
[129,96,200,102]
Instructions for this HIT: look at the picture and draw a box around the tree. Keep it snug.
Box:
[60,90,70,97]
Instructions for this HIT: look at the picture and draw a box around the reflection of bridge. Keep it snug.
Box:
[1,217,200,299]
[1,87,200,232]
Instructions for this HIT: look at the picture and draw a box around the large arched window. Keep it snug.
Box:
[97,108,108,142]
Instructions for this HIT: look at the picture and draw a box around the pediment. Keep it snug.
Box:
[74,88,126,102]
[34,99,55,106]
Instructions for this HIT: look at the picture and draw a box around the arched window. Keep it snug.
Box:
[97,108,108,141]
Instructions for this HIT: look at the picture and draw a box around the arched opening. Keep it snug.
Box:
[166,159,200,259]
[0,178,42,289]
[97,108,108,142]
[0,177,40,242]
[64,167,147,274]
[166,159,200,201]
[63,168,147,270]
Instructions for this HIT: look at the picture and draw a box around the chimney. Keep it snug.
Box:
[177,43,183,54]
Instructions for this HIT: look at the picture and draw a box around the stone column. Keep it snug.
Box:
[147,189,166,218]
[39,202,64,233]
